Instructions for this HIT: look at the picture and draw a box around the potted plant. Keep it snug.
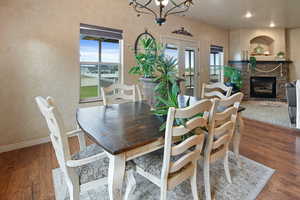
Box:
[223,66,243,92]
[277,51,285,60]
[129,38,159,106]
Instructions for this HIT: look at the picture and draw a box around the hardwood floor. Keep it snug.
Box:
[1,118,300,200]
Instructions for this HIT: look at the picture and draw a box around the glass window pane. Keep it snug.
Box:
[185,50,190,73]
[215,54,220,65]
[220,52,224,66]
[210,53,215,65]
[99,63,119,90]
[80,39,99,62]
[80,63,99,99]
[101,40,120,63]
[165,45,179,74]
[191,51,195,72]
[165,45,178,60]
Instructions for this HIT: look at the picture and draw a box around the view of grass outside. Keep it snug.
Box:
[80,86,98,99]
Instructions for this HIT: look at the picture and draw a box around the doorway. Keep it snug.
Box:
[162,37,200,97]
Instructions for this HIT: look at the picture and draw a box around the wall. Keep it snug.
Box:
[287,28,300,81]
[229,28,286,61]
[0,0,229,147]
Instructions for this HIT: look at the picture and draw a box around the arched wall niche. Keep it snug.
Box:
[250,35,275,56]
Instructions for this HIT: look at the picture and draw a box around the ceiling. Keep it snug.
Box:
[183,0,300,29]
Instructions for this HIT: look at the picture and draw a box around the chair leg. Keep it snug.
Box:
[223,151,232,184]
[203,160,211,200]
[76,124,86,151]
[66,178,80,200]
[190,164,199,200]
[160,183,167,200]
[124,170,136,200]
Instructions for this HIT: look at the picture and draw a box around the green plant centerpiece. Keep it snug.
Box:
[129,38,197,138]
[129,38,157,78]
[129,38,159,106]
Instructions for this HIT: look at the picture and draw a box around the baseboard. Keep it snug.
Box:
[0,137,50,154]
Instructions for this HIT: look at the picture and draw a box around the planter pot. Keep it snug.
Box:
[139,77,158,108]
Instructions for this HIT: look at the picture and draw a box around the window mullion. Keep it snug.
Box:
[98,40,102,99]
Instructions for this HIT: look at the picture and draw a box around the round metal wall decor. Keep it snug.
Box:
[134,30,156,55]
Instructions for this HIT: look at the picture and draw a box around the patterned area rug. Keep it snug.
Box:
[53,152,274,200]
[241,101,292,128]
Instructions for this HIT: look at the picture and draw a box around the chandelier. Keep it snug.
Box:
[129,0,194,25]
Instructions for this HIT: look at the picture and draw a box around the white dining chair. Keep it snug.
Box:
[202,92,243,200]
[101,83,142,106]
[35,96,136,200]
[131,99,214,200]
[201,82,232,99]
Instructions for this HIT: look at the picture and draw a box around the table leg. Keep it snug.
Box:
[233,113,245,167]
[108,153,126,200]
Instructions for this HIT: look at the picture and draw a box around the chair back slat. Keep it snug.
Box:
[172,117,208,136]
[201,82,232,99]
[161,99,213,190]
[169,149,202,173]
[214,121,234,138]
[101,83,141,106]
[212,134,231,149]
[175,100,212,118]
[215,107,237,121]
[171,134,205,156]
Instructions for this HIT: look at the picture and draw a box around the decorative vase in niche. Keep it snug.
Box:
[254,45,264,55]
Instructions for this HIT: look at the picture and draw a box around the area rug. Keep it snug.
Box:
[52,152,275,200]
[241,100,292,128]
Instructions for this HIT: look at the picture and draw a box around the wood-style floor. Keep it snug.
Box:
[1,118,300,200]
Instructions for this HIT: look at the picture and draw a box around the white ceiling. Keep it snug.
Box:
[183,0,300,29]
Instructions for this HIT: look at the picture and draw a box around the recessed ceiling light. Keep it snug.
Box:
[245,12,253,18]
[270,22,275,27]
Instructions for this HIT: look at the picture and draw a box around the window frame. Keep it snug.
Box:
[209,45,224,83]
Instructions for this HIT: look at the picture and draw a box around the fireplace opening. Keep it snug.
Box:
[250,77,276,98]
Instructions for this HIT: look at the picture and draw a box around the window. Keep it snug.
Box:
[80,24,122,101]
[184,49,195,90]
[209,45,224,82]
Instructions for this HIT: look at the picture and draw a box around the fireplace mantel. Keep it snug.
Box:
[229,60,293,64]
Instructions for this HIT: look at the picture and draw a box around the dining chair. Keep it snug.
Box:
[101,83,142,106]
[35,96,136,200]
[201,82,233,99]
[203,92,244,200]
[131,99,214,200]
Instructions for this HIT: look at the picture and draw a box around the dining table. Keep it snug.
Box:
[76,95,245,200]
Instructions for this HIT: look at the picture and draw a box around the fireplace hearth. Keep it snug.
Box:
[250,77,276,98]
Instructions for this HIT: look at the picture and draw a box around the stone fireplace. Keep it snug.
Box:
[228,28,292,101]
[228,60,291,101]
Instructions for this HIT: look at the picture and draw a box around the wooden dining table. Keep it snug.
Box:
[76,95,245,200]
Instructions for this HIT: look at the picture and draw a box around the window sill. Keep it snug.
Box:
[79,98,102,104]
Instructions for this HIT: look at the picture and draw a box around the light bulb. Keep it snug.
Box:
[155,0,169,6]
[245,11,252,18]
[270,22,275,27]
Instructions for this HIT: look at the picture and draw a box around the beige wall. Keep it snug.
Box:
[0,0,229,146]
[229,28,286,60]
[287,28,300,81]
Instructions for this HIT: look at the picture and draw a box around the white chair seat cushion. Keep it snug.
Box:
[72,144,108,184]
[72,144,135,185]
[133,149,182,178]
